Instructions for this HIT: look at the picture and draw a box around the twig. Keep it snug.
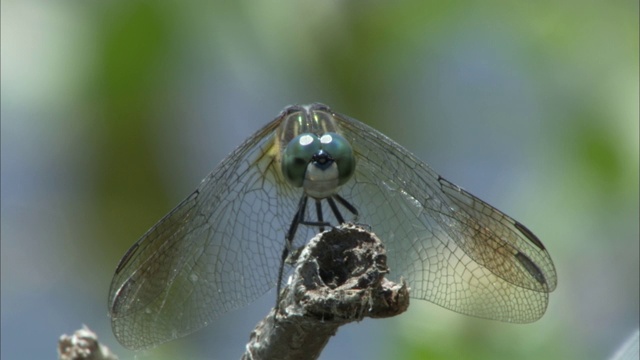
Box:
[58,325,119,360]
[242,224,410,360]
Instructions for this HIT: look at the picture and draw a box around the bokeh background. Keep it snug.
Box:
[2,1,638,359]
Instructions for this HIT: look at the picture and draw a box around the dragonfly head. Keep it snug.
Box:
[281,132,355,199]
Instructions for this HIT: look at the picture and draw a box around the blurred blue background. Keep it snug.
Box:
[2,1,638,359]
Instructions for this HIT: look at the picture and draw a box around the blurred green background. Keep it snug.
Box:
[1,1,638,359]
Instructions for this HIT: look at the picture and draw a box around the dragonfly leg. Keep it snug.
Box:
[333,194,358,217]
[315,199,324,232]
[326,196,345,224]
[276,195,308,310]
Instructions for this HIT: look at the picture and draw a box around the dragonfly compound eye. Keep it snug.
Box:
[319,133,355,186]
[282,133,321,187]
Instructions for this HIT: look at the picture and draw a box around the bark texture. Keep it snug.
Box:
[242,224,410,360]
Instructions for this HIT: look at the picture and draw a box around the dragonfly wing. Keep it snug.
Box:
[335,112,557,323]
[107,118,300,349]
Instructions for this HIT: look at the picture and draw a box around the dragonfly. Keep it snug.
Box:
[108,103,557,350]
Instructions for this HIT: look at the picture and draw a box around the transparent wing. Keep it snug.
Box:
[108,105,559,351]
[108,118,302,350]
[334,113,557,323]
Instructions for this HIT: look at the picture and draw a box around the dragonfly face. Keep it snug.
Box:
[108,103,557,350]
[278,105,355,198]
